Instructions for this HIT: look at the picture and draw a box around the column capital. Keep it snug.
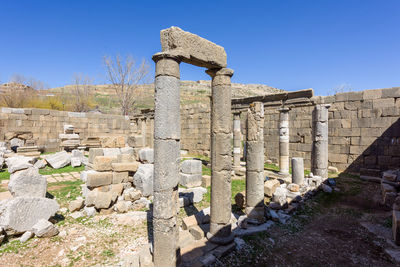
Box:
[153,51,181,79]
[205,67,234,78]
[277,107,291,112]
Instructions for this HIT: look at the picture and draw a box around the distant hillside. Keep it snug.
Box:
[45,80,284,114]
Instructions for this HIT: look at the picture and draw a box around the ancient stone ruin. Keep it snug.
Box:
[0,26,399,266]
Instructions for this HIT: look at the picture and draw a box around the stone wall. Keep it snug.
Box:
[0,108,138,151]
[263,87,400,172]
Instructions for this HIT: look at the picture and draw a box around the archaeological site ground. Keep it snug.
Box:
[0,25,399,267]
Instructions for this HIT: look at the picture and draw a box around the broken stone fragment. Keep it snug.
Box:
[68,199,84,212]
[32,219,59,237]
[133,164,154,197]
[45,151,71,169]
[8,167,47,198]
[138,148,154,164]
[264,179,280,197]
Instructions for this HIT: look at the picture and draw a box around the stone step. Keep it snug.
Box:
[360,168,381,178]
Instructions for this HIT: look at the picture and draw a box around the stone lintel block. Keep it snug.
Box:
[86,172,112,188]
[160,26,227,69]
[111,162,140,172]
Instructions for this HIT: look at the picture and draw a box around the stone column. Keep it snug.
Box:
[245,102,265,223]
[312,104,331,179]
[291,157,304,185]
[278,108,290,176]
[233,111,242,170]
[206,68,234,244]
[152,52,181,267]
[141,117,147,147]
[149,117,154,148]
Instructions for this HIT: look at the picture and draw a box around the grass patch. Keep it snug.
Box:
[48,180,83,206]
[39,165,84,175]
[0,239,31,255]
[0,169,10,181]
[264,163,311,176]
[202,165,211,176]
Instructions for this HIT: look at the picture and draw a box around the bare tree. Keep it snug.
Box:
[72,74,93,112]
[104,55,149,115]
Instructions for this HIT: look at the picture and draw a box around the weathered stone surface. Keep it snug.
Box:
[32,219,59,237]
[264,179,280,197]
[20,231,34,242]
[88,148,103,164]
[113,211,148,225]
[86,171,112,188]
[127,135,145,148]
[153,139,180,191]
[160,26,227,68]
[69,199,84,212]
[181,159,202,174]
[272,187,287,206]
[287,183,300,192]
[138,148,154,164]
[71,157,82,167]
[117,153,134,163]
[179,187,207,203]
[292,157,304,185]
[103,148,121,157]
[84,206,96,217]
[120,146,134,156]
[114,201,132,213]
[8,167,47,197]
[234,191,246,209]
[93,156,116,171]
[202,175,211,187]
[94,191,113,209]
[45,151,71,169]
[111,162,140,172]
[133,164,154,197]
[112,171,129,184]
[0,197,59,234]
[180,173,202,188]
[33,159,47,169]
[6,156,33,173]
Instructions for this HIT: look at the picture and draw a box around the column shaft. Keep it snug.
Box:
[233,112,241,170]
[292,157,304,185]
[278,108,290,176]
[312,104,331,179]
[206,68,234,244]
[152,53,181,267]
[245,102,265,223]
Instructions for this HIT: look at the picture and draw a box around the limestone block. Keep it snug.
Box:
[0,197,59,235]
[103,148,121,157]
[69,199,84,212]
[133,164,154,197]
[181,159,202,174]
[93,156,116,171]
[112,171,129,184]
[264,179,280,197]
[179,173,202,188]
[94,191,113,209]
[120,146,134,156]
[88,148,103,164]
[33,159,47,169]
[71,157,81,167]
[45,151,71,169]
[111,162,140,172]
[138,148,154,163]
[86,171,112,188]
[160,26,227,68]
[127,135,145,148]
[117,153,134,163]
[8,167,47,197]
[32,219,59,237]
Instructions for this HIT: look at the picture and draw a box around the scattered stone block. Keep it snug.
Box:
[264,179,280,197]
[20,231,34,243]
[114,201,132,213]
[181,159,202,174]
[113,171,129,184]
[117,154,134,163]
[103,148,121,157]
[287,183,300,192]
[33,159,47,169]
[189,224,208,240]
[112,162,140,172]
[6,156,33,173]
[272,187,287,206]
[180,173,202,188]
[70,157,82,167]
[86,171,112,188]
[32,219,59,237]
[69,199,84,212]
[138,148,154,163]
[0,197,59,235]
[94,191,113,209]
[93,156,116,171]
[120,146,134,156]
[8,167,47,197]
[88,148,103,164]
[179,187,207,203]
[84,206,96,217]
[45,151,71,169]
[133,164,154,197]
[202,175,211,187]
[182,208,210,230]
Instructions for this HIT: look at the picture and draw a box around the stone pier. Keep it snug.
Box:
[278,107,290,176]
[292,157,304,185]
[245,102,265,223]
[312,104,331,179]
[206,68,234,244]
[233,111,242,170]
[152,52,181,266]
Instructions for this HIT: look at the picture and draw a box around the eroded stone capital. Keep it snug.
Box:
[153,51,181,79]
[206,68,234,87]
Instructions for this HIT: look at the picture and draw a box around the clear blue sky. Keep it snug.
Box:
[1,0,399,96]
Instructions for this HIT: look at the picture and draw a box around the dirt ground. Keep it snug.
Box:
[215,174,397,266]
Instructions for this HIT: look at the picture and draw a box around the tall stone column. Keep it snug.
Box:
[245,102,265,223]
[278,108,290,176]
[233,111,242,170]
[152,52,181,267]
[141,117,147,147]
[149,117,154,148]
[206,68,234,244]
[312,104,331,179]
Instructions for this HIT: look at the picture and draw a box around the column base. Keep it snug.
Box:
[206,231,234,245]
